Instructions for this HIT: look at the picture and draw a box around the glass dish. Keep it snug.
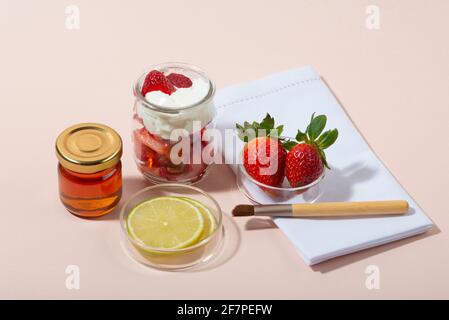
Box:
[120,184,223,271]
[236,147,325,204]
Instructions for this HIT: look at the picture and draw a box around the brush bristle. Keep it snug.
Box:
[232,205,255,217]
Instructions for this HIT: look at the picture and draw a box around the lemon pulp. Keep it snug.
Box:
[127,196,205,250]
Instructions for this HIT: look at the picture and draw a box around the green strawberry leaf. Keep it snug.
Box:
[282,140,298,151]
[243,121,252,129]
[295,129,307,142]
[236,123,256,142]
[235,124,246,142]
[276,125,284,136]
[316,129,330,145]
[260,113,275,131]
[307,114,327,141]
[318,129,338,149]
[270,125,283,138]
[310,112,316,122]
[318,149,330,169]
[236,113,284,142]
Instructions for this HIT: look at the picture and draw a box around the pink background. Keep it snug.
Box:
[0,0,448,299]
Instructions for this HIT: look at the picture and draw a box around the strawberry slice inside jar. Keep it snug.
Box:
[135,128,171,157]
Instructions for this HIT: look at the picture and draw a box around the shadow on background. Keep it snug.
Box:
[318,161,377,202]
[187,212,241,272]
[245,218,278,230]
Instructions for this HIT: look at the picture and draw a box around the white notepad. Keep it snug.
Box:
[215,66,433,265]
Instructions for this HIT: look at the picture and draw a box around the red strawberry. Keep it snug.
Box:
[237,114,287,187]
[134,128,171,156]
[285,144,323,187]
[167,73,193,88]
[237,113,338,188]
[243,137,286,187]
[133,129,158,166]
[285,113,338,187]
[141,70,176,96]
[158,167,169,178]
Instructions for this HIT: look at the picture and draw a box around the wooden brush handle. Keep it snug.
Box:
[291,200,409,217]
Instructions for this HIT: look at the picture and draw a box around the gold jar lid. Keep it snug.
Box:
[56,123,122,174]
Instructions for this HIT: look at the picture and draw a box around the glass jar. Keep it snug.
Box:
[55,123,123,217]
[132,63,216,184]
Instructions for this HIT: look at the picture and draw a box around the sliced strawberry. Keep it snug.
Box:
[133,129,158,165]
[158,167,168,178]
[134,128,171,156]
[138,137,209,182]
[157,155,171,167]
[141,70,176,95]
[167,73,193,88]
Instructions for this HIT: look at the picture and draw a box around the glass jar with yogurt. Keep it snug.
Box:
[132,63,216,184]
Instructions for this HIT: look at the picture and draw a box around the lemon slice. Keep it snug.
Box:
[180,197,217,241]
[127,196,204,250]
[181,198,216,240]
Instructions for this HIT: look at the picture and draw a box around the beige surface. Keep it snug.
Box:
[0,0,448,299]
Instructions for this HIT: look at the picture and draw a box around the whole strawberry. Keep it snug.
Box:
[286,144,323,187]
[237,114,286,187]
[244,136,286,187]
[285,113,338,187]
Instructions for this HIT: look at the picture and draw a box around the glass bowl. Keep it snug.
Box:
[120,184,223,271]
[236,148,325,204]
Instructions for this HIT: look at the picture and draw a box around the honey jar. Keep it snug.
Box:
[56,123,123,217]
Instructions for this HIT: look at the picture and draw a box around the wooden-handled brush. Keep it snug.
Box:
[232,200,409,217]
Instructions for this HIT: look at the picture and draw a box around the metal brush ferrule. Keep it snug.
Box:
[253,204,293,217]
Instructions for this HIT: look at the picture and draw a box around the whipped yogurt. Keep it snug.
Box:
[145,78,210,108]
[137,73,215,140]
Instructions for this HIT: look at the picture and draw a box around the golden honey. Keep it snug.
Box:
[55,123,123,217]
